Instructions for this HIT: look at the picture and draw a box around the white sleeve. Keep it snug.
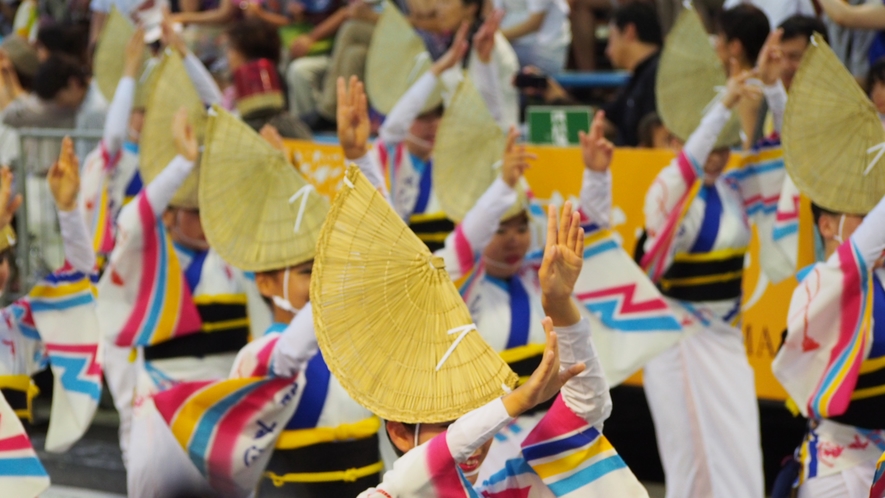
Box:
[556,317,612,428]
[526,0,550,14]
[580,169,612,228]
[379,71,439,145]
[472,58,504,129]
[144,155,195,216]
[455,177,517,254]
[270,303,319,378]
[445,398,513,463]
[762,80,787,134]
[57,209,96,274]
[183,52,223,106]
[352,152,391,202]
[683,101,732,168]
[849,194,885,267]
[103,76,135,156]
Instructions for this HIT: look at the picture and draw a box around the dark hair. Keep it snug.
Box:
[226,18,282,65]
[637,112,663,148]
[869,58,885,94]
[611,2,663,47]
[34,54,89,101]
[779,15,828,45]
[811,202,839,245]
[718,4,771,64]
[36,21,89,64]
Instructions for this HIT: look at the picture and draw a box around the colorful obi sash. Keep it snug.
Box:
[143,294,249,361]
[0,374,37,422]
[658,248,746,302]
[408,211,455,252]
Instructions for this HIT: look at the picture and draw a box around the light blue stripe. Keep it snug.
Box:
[547,455,627,496]
[136,222,170,345]
[483,458,535,487]
[30,293,94,312]
[583,300,682,332]
[188,383,258,475]
[724,158,784,181]
[583,240,618,259]
[0,457,48,477]
[773,223,799,241]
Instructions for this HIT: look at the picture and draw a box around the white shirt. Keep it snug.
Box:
[723,0,815,29]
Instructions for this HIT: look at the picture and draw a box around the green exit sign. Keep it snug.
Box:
[527,106,594,145]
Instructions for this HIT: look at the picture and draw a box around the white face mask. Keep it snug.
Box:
[271,267,301,315]
[413,422,421,448]
[834,214,846,245]
[405,133,433,150]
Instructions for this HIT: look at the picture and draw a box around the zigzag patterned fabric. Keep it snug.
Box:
[0,391,50,497]
[153,375,305,497]
[28,264,102,453]
[872,451,885,498]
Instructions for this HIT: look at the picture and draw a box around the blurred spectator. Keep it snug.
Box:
[225,18,311,137]
[657,0,723,35]
[494,0,571,74]
[515,66,576,106]
[89,0,168,46]
[569,0,610,71]
[637,111,673,149]
[36,20,89,64]
[601,1,662,147]
[868,58,885,121]
[778,15,828,91]
[0,34,37,93]
[818,0,885,84]
[722,0,814,30]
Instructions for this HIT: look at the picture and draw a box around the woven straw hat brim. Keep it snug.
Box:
[134,57,161,109]
[311,166,517,424]
[199,106,328,272]
[365,1,442,115]
[434,75,506,222]
[783,34,885,214]
[94,7,151,102]
[656,7,741,149]
[140,49,207,209]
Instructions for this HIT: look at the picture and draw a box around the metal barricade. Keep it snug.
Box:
[12,127,102,299]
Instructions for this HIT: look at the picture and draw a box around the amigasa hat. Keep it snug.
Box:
[94,6,150,103]
[783,34,885,214]
[139,49,207,209]
[365,1,442,116]
[656,6,741,149]
[199,105,328,271]
[311,165,517,424]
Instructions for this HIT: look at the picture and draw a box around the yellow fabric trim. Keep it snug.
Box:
[416,232,450,243]
[672,247,748,263]
[0,375,39,423]
[201,317,250,333]
[659,270,744,289]
[264,461,384,486]
[192,294,248,306]
[128,348,137,363]
[851,384,885,401]
[499,343,546,365]
[784,398,800,417]
[275,416,381,450]
[583,228,614,246]
[408,212,449,223]
[860,355,885,375]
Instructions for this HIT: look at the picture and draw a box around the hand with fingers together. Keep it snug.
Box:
[539,201,584,326]
[755,28,784,87]
[502,316,586,417]
[172,108,199,162]
[501,126,536,188]
[431,22,470,77]
[0,167,22,229]
[48,137,80,212]
[722,58,753,110]
[579,110,614,173]
[474,10,504,64]
[124,27,146,79]
[336,76,371,160]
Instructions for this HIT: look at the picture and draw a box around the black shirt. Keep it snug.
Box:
[602,51,660,147]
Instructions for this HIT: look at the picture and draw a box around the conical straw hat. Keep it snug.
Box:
[311,166,517,424]
[656,6,741,149]
[140,49,207,209]
[199,106,329,271]
[94,7,150,102]
[365,1,442,115]
[783,34,885,214]
[133,56,160,109]
[433,75,506,222]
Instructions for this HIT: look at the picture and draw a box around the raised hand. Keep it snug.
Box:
[336,76,371,160]
[172,107,198,162]
[722,58,753,110]
[755,28,784,87]
[431,22,469,76]
[578,110,614,173]
[0,166,22,228]
[48,137,79,212]
[539,202,584,325]
[502,317,586,416]
[161,7,188,56]
[474,10,503,64]
[260,124,285,152]
[124,27,146,78]
[501,126,536,188]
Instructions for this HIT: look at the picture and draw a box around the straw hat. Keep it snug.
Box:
[433,75,507,222]
[311,165,517,424]
[199,106,328,271]
[140,49,207,209]
[133,56,160,110]
[94,7,150,102]
[783,34,885,214]
[656,6,741,149]
[365,1,442,115]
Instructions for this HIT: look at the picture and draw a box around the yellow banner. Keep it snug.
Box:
[284,140,813,401]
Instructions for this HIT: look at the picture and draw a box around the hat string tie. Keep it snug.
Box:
[435,324,477,371]
[865,142,885,176]
[288,184,316,232]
